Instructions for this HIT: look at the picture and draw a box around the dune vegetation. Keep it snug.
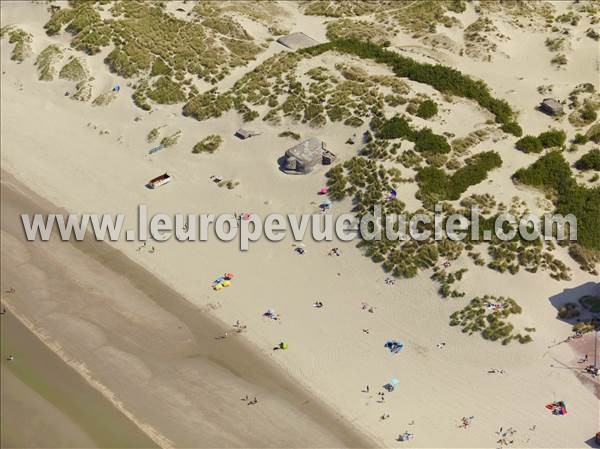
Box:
[193,135,223,154]
[449,295,533,345]
[1,25,33,62]
[35,44,63,81]
[514,151,600,255]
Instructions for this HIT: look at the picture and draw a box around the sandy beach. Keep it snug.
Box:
[1,1,599,448]
[1,173,373,448]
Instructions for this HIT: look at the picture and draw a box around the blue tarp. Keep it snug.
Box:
[148,144,165,155]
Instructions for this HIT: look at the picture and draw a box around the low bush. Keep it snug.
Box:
[413,128,451,154]
[513,150,571,190]
[193,134,223,154]
[418,150,502,201]
[575,148,600,171]
[515,135,543,153]
[376,116,450,154]
[376,115,412,139]
[415,99,438,119]
[538,129,566,148]
[501,121,523,137]
[160,130,182,148]
[514,151,600,251]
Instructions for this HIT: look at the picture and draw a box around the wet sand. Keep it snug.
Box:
[0,172,374,448]
[1,310,158,449]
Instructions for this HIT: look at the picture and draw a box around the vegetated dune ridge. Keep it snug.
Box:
[1,1,599,448]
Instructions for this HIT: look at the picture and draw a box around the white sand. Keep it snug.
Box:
[1,1,599,447]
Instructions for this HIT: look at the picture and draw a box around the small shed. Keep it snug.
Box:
[540,98,563,115]
[277,32,319,50]
[282,138,335,174]
[235,128,257,140]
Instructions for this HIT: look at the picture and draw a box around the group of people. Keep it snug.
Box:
[328,248,341,257]
[242,395,258,405]
[361,302,375,313]
[458,416,475,429]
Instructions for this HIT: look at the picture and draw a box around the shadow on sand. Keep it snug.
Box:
[548,282,600,327]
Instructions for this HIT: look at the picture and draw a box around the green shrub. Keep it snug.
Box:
[146,126,163,143]
[193,134,223,154]
[377,115,413,139]
[513,151,571,190]
[587,123,600,144]
[514,151,600,251]
[147,76,186,104]
[413,128,451,154]
[449,295,526,344]
[538,129,566,148]
[35,44,63,81]
[515,135,543,153]
[575,148,600,171]
[2,26,33,62]
[376,116,450,154]
[581,107,598,123]
[501,121,523,137]
[150,58,172,77]
[160,130,182,148]
[551,54,567,66]
[418,150,502,201]
[573,133,588,144]
[416,99,438,119]
[59,57,88,82]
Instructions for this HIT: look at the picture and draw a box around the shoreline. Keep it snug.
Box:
[1,307,159,449]
[1,170,376,448]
